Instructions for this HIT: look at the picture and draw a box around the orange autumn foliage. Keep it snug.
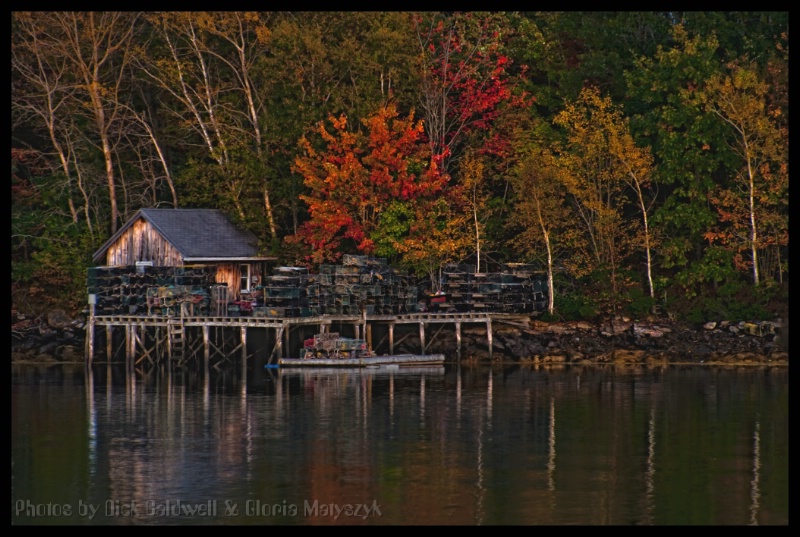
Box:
[291,104,448,264]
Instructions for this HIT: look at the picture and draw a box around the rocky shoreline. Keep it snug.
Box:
[11,309,788,366]
[426,317,788,366]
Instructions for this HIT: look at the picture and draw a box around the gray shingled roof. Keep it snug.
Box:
[93,208,266,262]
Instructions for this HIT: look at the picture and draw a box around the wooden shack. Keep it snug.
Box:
[91,208,275,302]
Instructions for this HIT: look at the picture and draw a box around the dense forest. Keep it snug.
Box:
[11,12,788,322]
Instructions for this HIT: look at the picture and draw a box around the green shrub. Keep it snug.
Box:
[555,293,597,321]
[669,278,778,323]
[624,287,655,319]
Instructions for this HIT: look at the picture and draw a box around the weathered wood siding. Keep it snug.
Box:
[104,219,183,266]
[103,217,265,303]
[215,263,240,302]
[214,263,267,302]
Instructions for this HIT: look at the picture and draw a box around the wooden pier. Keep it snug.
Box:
[85,310,532,369]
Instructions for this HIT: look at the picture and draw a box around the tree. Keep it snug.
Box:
[414,12,515,174]
[604,105,659,299]
[458,151,491,273]
[394,198,472,292]
[13,12,142,235]
[527,12,675,107]
[140,12,277,238]
[553,86,636,311]
[291,103,447,264]
[697,62,787,286]
[263,12,421,237]
[624,25,729,292]
[510,149,575,315]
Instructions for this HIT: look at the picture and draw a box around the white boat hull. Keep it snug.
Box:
[275,353,445,368]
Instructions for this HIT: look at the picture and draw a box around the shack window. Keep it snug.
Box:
[240,264,251,294]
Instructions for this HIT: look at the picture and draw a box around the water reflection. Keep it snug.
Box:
[643,406,655,525]
[11,364,788,525]
[750,420,761,526]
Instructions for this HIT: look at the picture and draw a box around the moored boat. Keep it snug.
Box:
[276,354,445,367]
[278,365,446,376]
[269,331,445,368]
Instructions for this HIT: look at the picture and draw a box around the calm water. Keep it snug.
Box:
[11,362,788,525]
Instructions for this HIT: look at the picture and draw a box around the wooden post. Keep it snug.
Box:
[203,325,210,372]
[420,322,426,354]
[366,324,373,352]
[241,326,248,364]
[320,324,326,334]
[354,324,360,340]
[487,318,493,360]
[284,323,290,358]
[86,304,95,367]
[362,308,368,349]
[131,324,139,367]
[389,322,395,355]
[155,327,161,363]
[125,324,132,367]
[455,321,462,359]
[166,322,172,368]
[276,325,284,359]
[106,325,113,362]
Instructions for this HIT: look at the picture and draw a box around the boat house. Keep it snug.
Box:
[85,209,541,370]
[91,208,275,303]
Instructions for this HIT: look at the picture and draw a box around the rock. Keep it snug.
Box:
[47,309,73,329]
[37,342,59,356]
[568,350,584,361]
[59,345,82,362]
[9,311,783,366]
[545,325,575,335]
[612,349,647,363]
[600,320,632,336]
[633,324,665,338]
[768,351,788,362]
[12,352,32,363]
[703,321,717,330]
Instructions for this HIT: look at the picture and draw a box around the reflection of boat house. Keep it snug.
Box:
[92,208,275,303]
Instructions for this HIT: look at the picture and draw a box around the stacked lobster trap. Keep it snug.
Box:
[441,263,547,314]
[315,254,418,316]
[301,332,369,359]
[87,258,548,318]
[87,265,225,316]
[254,266,310,318]
[261,255,419,317]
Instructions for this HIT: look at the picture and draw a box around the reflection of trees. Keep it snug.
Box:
[75,365,787,524]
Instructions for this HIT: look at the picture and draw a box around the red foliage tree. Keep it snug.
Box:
[291,104,448,263]
[415,12,526,173]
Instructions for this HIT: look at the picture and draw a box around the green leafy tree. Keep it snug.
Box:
[625,25,729,290]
